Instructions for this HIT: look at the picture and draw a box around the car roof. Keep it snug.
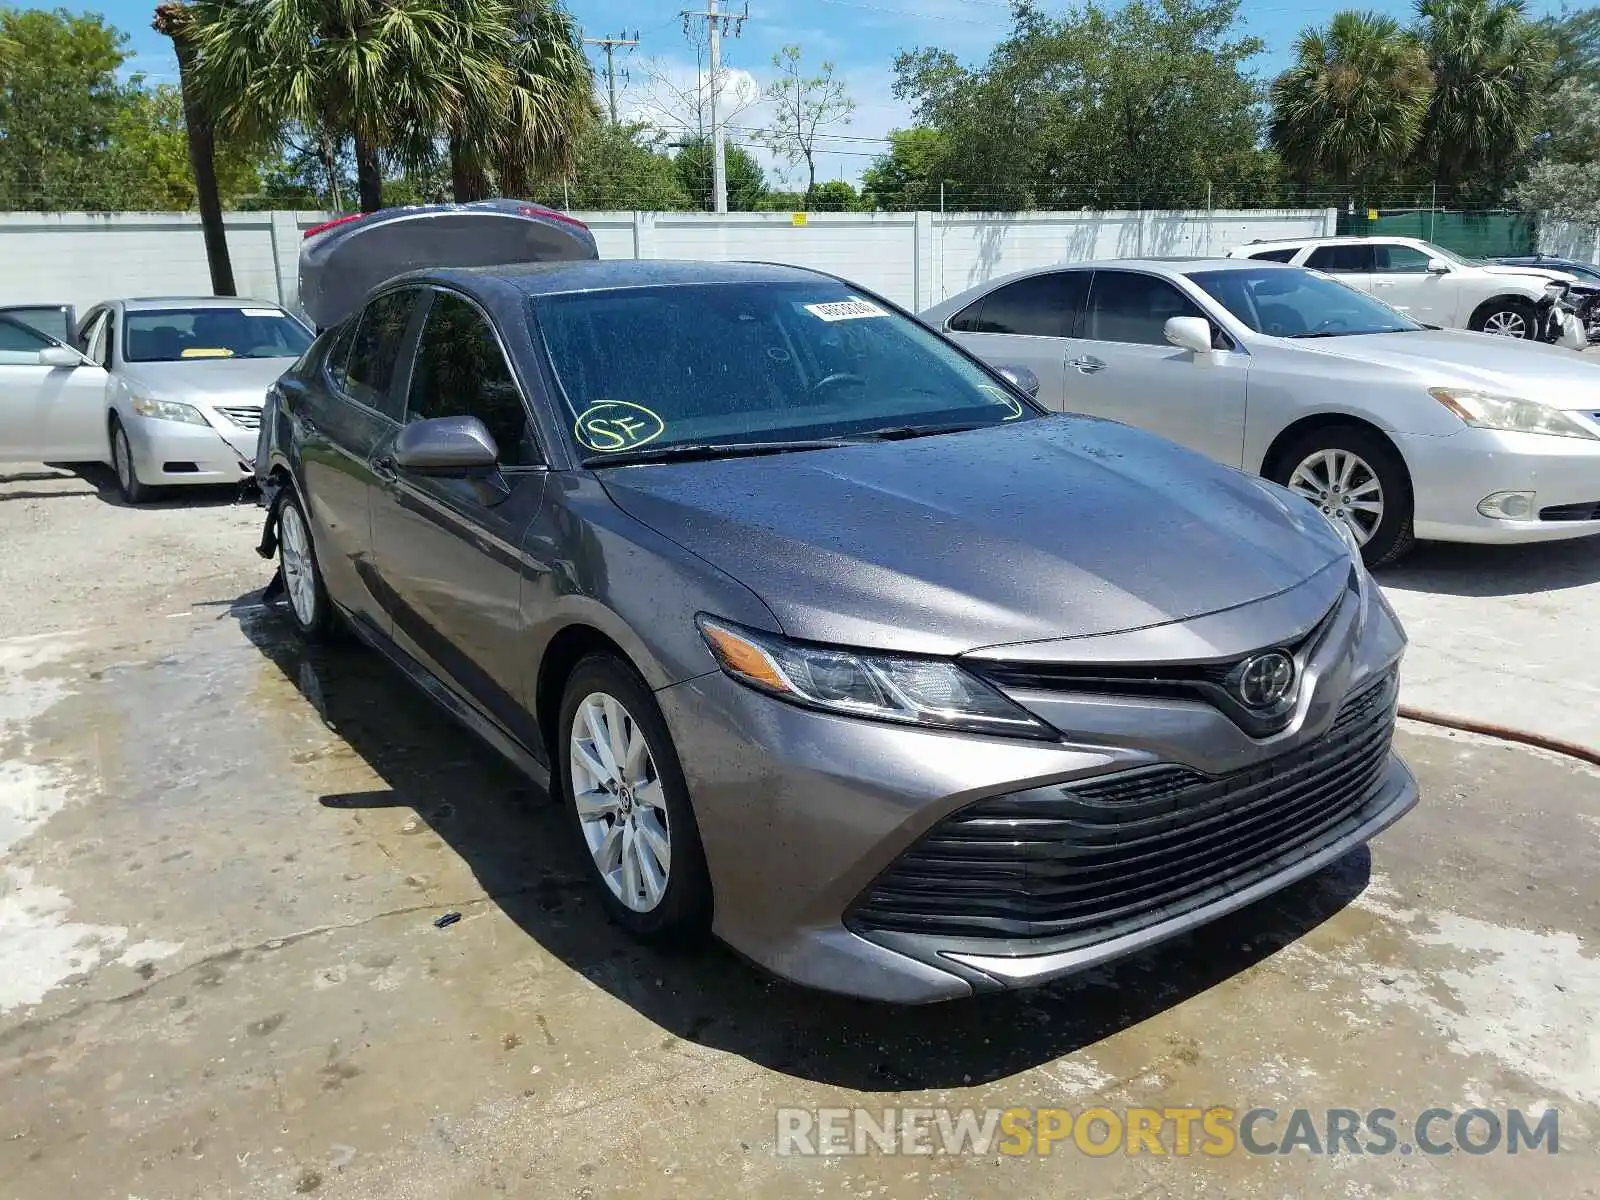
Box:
[114,296,287,313]
[415,258,844,298]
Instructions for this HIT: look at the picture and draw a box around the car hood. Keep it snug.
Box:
[1282,328,1600,408]
[119,357,295,406]
[600,417,1346,656]
[1478,263,1576,284]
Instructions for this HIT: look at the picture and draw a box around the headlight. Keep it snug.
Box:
[131,395,209,426]
[1428,388,1598,440]
[696,616,1055,739]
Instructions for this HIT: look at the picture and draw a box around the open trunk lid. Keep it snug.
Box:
[297,199,598,329]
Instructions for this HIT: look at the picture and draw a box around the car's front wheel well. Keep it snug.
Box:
[535,624,634,769]
[1259,415,1411,495]
[1468,294,1537,327]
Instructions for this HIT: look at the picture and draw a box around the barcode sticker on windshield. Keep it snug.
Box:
[804,298,887,322]
[240,308,279,317]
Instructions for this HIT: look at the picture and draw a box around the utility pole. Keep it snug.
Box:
[681,1,748,213]
[583,31,639,124]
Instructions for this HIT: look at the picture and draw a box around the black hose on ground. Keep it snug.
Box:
[1398,705,1600,768]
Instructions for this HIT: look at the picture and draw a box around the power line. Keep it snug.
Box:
[583,31,640,124]
[679,1,751,214]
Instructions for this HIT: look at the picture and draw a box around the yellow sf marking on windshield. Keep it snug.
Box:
[574,401,667,453]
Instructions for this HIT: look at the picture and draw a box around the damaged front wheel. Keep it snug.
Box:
[276,492,335,640]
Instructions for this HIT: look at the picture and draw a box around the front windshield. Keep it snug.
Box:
[1188,266,1423,338]
[124,307,314,363]
[532,281,1037,456]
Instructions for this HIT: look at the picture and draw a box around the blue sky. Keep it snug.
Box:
[74,0,1575,186]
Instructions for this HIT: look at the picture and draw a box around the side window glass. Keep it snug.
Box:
[83,313,111,366]
[965,273,1088,337]
[1249,248,1298,263]
[1306,245,1374,274]
[1082,272,1207,346]
[324,320,359,394]
[0,315,53,364]
[344,291,416,418]
[947,297,987,332]
[1375,244,1431,274]
[406,293,538,467]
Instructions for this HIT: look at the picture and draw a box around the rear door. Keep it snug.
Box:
[0,315,111,464]
[1060,269,1249,467]
[1303,243,1377,294]
[367,288,548,746]
[941,271,1089,411]
[290,287,425,636]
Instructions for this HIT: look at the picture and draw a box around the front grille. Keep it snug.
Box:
[216,405,262,430]
[1539,500,1600,522]
[850,674,1397,948]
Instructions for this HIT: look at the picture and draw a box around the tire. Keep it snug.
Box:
[557,653,712,944]
[275,490,336,640]
[109,416,155,505]
[1270,425,1415,569]
[1470,297,1538,340]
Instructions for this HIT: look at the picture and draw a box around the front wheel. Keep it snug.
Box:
[557,653,712,944]
[1271,426,1415,568]
[109,416,154,505]
[276,491,335,639]
[1471,298,1538,340]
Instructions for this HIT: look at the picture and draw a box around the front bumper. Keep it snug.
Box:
[123,412,258,487]
[655,577,1412,1004]
[1397,425,1600,544]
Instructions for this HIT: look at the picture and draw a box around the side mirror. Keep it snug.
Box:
[995,364,1040,399]
[38,345,84,368]
[393,415,499,473]
[1164,316,1215,355]
[1426,259,1450,274]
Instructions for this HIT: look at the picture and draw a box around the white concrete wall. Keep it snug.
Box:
[1537,218,1600,264]
[0,207,1338,318]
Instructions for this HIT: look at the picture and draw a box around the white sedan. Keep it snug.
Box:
[922,258,1600,566]
[0,296,313,503]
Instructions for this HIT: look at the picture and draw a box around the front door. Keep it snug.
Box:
[943,271,1090,411]
[1369,242,1455,325]
[0,315,110,464]
[292,287,424,636]
[367,288,548,747]
[1060,269,1250,467]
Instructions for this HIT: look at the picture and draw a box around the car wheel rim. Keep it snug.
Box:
[1483,310,1526,337]
[278,504,318,627]
[569,691,670,913]
[1286,449,1384,546]
[113,430,131,492]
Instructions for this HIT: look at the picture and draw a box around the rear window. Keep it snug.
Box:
[1305,245,1375,274]
[124,307,313,362]
[1248,248,1298,263]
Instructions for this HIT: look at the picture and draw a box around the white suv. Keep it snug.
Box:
[1225,236,1575,340]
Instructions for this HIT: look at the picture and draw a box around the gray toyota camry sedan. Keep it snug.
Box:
[255,253,1416,1003]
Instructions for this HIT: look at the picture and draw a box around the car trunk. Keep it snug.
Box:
[297,199,599,330]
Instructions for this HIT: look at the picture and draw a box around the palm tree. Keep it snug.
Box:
[153,2,236,294]
[1270,11,1434,193]
[1414,0,1552,190]
[442,0,597,202]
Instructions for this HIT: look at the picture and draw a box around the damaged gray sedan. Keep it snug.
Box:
[253,204,1415,1002]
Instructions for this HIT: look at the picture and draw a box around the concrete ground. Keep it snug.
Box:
[2,466,1599,1199]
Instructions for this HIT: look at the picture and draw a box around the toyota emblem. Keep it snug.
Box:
[1233,651,1296,709]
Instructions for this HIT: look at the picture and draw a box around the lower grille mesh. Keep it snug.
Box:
[850,675,1397,947]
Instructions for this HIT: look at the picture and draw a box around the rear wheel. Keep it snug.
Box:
[1471,297,1537,340]
[557,653,712,943]
[1271,425,1415,568]
[109,416,154,505]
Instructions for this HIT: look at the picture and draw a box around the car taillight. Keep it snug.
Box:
[303,213,366,239]
[517,203,588,231]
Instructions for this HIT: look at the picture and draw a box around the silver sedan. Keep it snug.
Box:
[923,259,1600,565]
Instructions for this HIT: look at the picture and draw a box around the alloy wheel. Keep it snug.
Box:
[1287,448,1384,545]
[568,691,671,913]
[1482,309,1528,338]
[277,502,319,628]
[113,428,132,493]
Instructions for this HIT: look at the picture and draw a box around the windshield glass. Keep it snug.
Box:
[1188,267,1423,337]
[532,281,1037,456]
[124,307,314,363]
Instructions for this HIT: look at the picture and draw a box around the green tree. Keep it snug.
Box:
[1269,12,1434,193]
[101,82,266,210]
[154,2,235,292]
[1512,79,1600,219]
[673,135,769,210]
[1542,4,1600,88]
[860,127,948,210]
[807,179,858,211]
[758,44,855,203]
[0,8,133,210]
[534,123,690,209]
[1414,0,1552,194]
[893,0,1265,211]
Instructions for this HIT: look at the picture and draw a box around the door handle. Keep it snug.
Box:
[1071,356,1107,374]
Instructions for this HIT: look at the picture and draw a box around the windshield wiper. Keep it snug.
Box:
[580,439,850,468]
[851,422,994,441]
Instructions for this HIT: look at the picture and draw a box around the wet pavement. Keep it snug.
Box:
[1,597,1598,1199]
